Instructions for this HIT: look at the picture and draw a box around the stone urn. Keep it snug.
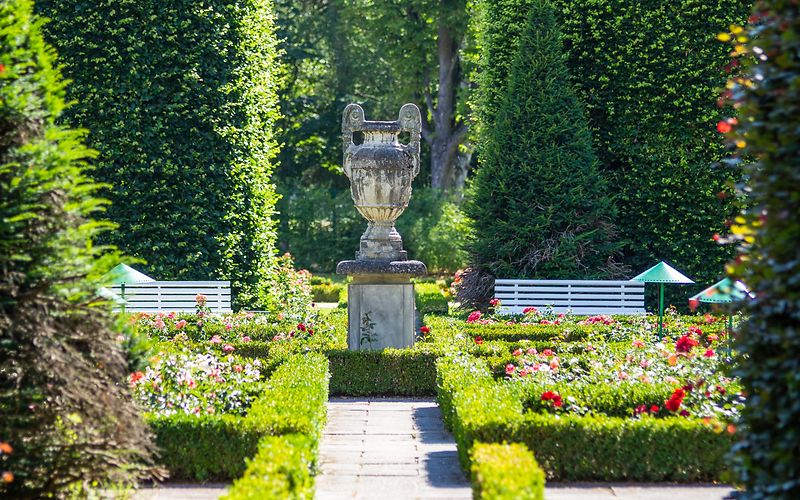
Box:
[341,103,421,261]
[337,103,427,351]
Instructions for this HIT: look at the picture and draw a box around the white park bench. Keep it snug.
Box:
[109,281,232,313]
[494,279,645,315]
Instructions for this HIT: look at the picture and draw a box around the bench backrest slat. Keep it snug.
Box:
[110,281,231,313]
[494,279,644,315]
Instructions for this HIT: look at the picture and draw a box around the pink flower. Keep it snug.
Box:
[505,364,516,375]
[707,334,719,342]
[209,335,222,344]
[640,359,652,368]
[522,307,537,314]
[187,379,197,389]
[277,312,285,321]
[233,364,243,373]
[223,344,235,353]
[154,318,166,330]
[167,312,176,319]
[241,336,252,343]
[467,311,482,323]
[225,323,233,330]
[542,349,554,357]
[489,298,501,307]
[175,320,188,330]
[618,371,630,381]
[196,293,207,305]
[632,339,645,348]
[704,349,715,357]
[549,358,560,370]
[526,348,537,355]
[512,348,523,357]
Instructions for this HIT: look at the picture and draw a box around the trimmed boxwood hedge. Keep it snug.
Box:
[327,349,439,396]
[470,442,545,500]
[436,354,733,481]
[149,352,329,482]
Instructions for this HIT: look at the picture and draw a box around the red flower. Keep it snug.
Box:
[474,336,484,345]
[129,371,145,385]
[467,311,482,323]
[552,395,563,408]
[505,364,516,375]
[704,349,715,357]
[0,64,5,74]
[675,335,700,353]
[297,323,306,332]
[716,120,732,133]
[542,349,554,357]
[541,391,556,401]
[489,298,501,307]
[650,405,660,413]
[512,348,522,357]
[420,325,431,334]
[665,398,682,412]
[522,306,537,314]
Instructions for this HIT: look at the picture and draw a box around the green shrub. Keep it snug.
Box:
[36,0,283,309]
[0,1,154,495]
[223,434,316,499]
[720,3,800,496]
[470,442,545,500]
[312,282,344,303]
[147,414,261,480]
[467,0,621,281]
[415,282,450,315]
[328,349,439,396]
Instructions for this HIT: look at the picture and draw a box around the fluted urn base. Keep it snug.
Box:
[357,221,406,261]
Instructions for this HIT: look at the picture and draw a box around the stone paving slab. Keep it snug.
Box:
[315,398,472,500]
[545,483,734,500]
[133,482,227,499]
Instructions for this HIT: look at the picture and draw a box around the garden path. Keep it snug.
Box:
[315,398,472,499]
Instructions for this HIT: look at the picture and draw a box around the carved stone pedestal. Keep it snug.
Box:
[337,260,426,350]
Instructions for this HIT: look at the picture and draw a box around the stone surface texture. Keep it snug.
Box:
[347,283,416,350]
[316,398,471,500]
[341,103,421,262]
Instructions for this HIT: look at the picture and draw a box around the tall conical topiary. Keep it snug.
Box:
[465,0,621,289]
[0,0,155,495]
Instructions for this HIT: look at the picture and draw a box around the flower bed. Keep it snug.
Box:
[434,307,741,482]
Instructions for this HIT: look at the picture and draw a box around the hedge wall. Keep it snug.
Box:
[37,0,283,309]
[473,0,751,301]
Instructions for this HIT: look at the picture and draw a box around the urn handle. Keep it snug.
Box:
[342,103,365,177]
[398,103,422,177]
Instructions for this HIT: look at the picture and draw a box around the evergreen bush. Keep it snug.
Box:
[720,2,800,497]
[36,0,284,309]
[0,1,154,495]
[466,0,621,283]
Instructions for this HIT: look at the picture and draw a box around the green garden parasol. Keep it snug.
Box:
[689,277,751,334]
[104,264,155,305]
[631,261,694,337]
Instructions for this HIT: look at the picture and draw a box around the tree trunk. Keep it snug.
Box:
[423,18,469,191]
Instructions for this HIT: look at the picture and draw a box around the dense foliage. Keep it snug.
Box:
[553,0,751,294]
[37,0,284,309]
[718,3,800,497]
[0,1,154,495]
[470,442,544,500]
[466,0,621,283]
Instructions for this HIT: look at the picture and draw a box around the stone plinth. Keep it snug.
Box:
[337,260,426,350]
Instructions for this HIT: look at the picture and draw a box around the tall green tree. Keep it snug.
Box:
[37,0,283,308]
[465,0,621,284]
[721,3,800,497]
[0,0,154,495]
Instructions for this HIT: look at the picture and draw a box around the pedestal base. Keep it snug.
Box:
[337,260,427,351]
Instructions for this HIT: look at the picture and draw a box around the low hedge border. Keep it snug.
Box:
[436,355,733,482]
[470,442,545,500]
[149,352,330,486]
[327,348,439,396]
